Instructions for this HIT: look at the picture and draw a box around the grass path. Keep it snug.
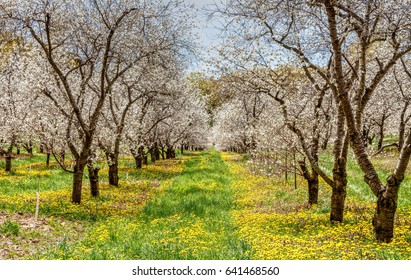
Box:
[36,150,252,259]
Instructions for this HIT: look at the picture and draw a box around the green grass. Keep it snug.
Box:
[318,149,411,206]
[18,149,252,260]
[0,220,21,236]
[1,146,411,260]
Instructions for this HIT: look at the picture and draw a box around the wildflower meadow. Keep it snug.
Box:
[1,149,410,260]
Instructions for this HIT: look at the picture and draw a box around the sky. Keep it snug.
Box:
[184,0,224,73]
[185,0,222,47]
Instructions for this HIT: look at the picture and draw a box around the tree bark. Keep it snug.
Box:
[298,160,318,205]
[398,122,406,152]
[377,116,386,150]
[160,147,165,160]
[108,163,119,186]
[4,145,13,172]
[5,155,12,172]
[72,162,86,204]
[153,142,160,161]
[330,161,347,223]
[46,153,50,167]
[39,140,45,153]
[149,147,156,163]
[87,163,100,197]
[372,176,400,242]
[135,155,142,169]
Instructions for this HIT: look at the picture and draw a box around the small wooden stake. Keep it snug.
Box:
[35,192,39,221]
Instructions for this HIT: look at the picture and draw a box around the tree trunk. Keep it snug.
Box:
[377,125,384,151]
[181,144,184,155]
[362,126,370,148]
[330,161,347,223]
[161,147,165,160]
[149,147,156,163]
[108,163,119,186]
[308,174,318,205]
[130,147,142,169]
[321,137,330,151]
[72,162,86,204]
[5,155,12,172]
[28,147,33,155]
[60,150,65,164]
[398,122,405,152]
[298,160,318,205]
[39,141,45,153]
[372,177,399,243]
[24,141,33,155]
[87,164,100,197]
[154,146,160,161]
[46,153,50,167]
[134,155,142,169]
[330,183,347,222]
[166,148,172,159]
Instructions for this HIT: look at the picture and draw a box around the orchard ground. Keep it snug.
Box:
[0,149,411,260]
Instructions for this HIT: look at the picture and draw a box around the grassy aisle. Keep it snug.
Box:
[37,150,252,259]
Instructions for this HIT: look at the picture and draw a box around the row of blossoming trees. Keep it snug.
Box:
[208,0,411,243]
[0,0,208,203]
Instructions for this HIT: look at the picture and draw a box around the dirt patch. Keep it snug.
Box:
[0,211,53,259]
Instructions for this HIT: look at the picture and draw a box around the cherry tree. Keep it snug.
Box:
[0,45,41,171]
[1,0,195,203]
[213,0,411,242]
[155,78,209,157]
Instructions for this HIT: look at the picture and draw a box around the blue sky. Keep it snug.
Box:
[184,0,224,73]
[185,0,222,47]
